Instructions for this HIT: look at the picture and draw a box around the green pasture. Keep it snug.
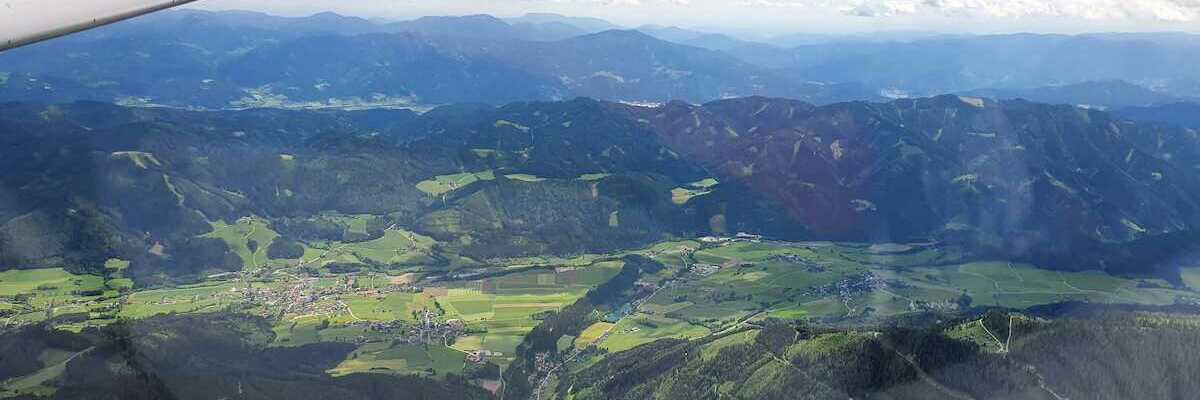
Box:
[416,170,496,196]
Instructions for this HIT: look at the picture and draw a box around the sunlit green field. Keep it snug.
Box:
[416,170,495,196]
[0,268,109,323]
[0,268,104,298]
[338,229,439,267]
[602,314,711,353]
[203,218,278,270]
[268,262,623,366]
[326,341,464,377]
[505,173,546,182]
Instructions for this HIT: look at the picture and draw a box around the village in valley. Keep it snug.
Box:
[4,223,1199,398]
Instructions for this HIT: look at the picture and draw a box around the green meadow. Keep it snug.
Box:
[601,241,1197,353]
[203,218,279,270]
[416,170,496,196]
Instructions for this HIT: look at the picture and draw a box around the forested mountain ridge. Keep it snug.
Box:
[641,96,1200,273]
[1,95,1198,286]
[556,311,1200,400]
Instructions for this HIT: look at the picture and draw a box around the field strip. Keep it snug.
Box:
[960,271,1002,291]
[492,303,561,308]
[1057,271,1085,293]
[1006,263,1025,282]
[1056,271,1139,303]
[487,327,532,334]
[878,289,914,302]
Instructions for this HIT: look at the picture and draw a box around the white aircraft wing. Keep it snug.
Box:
[0,0,198,51]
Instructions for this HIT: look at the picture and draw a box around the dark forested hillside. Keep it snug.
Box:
[1,95,1198,285]
[556,311,1200,400]
[638,96,1200,278]
[0,314,494,400]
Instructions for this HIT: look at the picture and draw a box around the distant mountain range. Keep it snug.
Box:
[1,10,1198,109]
[759,33,1200,98]
[1115,102,1200,129]
[961,80,1197,109]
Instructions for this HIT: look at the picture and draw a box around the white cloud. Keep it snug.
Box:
[731,0,1200,21]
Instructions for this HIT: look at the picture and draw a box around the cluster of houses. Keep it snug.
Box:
[790,273,891,303]
[354,308,466,347]
[465,349,502,364]
[698,232,764,244]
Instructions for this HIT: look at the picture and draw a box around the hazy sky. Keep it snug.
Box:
[186,0,1200,34]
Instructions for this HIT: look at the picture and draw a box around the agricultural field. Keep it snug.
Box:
[600,240,1199,352]
[329,342,467,377]
[118,280,245,319]
[574,322,614,350]
[270,262,624,367]
[601,313,711,353]
[874,262,1187,310]
[0,268,112,325]
[5,235,1195,386]
[415,170,496,196]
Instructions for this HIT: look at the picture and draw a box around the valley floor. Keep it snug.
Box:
[2,235,1199,398]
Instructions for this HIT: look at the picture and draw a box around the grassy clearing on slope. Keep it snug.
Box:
[110,151,162,169]
[0,268,103,298]
[576,322,615,349]
[945,319,1004,352]
[0,347,82,397]
[505,174,546,182]
[341,229,437,266]
[671,187,712,205]
[577,173,612,181]
[416,170,495,196]
[689,178,719,188]
[0,269,109,323]
[328,342,466,377]
[203,218,278,270]
[602,316,710,353]
[1182,267,1200,292]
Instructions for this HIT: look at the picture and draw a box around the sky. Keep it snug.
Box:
[184,0,1200,34]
